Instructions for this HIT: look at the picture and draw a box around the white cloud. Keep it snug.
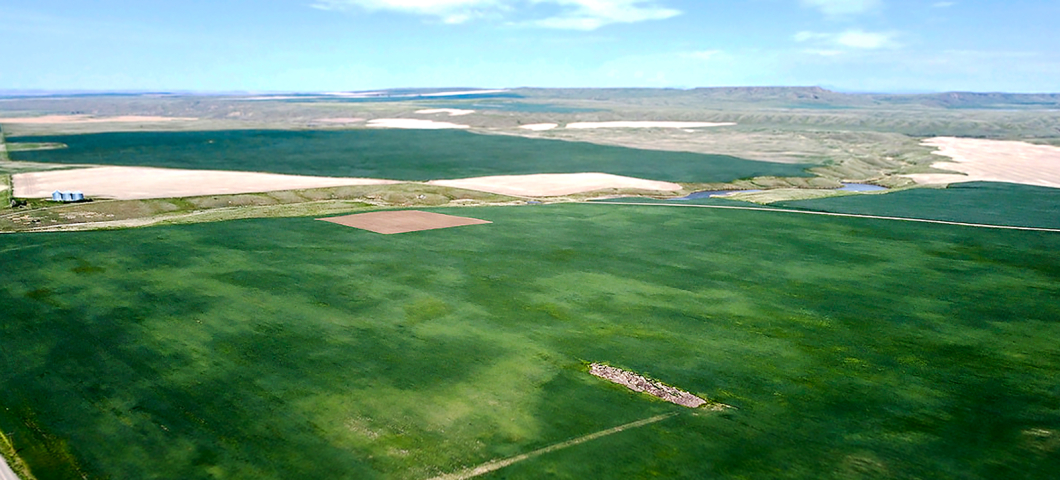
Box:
[312,0,681,29]
[932,1,956,7]
[800,0,881,16]
[795,29,897,50]
[835,29,894,48]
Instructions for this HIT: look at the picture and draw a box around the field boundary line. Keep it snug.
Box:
[596,201,1060,233]
[425,413,677,480]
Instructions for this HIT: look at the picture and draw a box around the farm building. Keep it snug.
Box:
[51,190,85,202]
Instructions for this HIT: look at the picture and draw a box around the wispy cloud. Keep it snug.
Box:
[311,0,681,30]
[795,29,898,49]
[803,49,844,57]
[800,0,881,17]
[932,1,956,7]
[528,0,680,30]
[682,50,723,60]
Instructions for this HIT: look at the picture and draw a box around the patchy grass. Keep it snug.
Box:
[4,143,66,152]
[1,174,11,209]
[0,183,518,233]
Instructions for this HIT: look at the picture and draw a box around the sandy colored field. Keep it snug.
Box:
[366,119,470,129]
[0,115,197,124]
[415,109,475,116]
[313,117,365,124]
[904,137,1060,188]
[565,121,737,129]
[428,173,681,197]
[317,210,491,234]
[14,167,401,200]
[519,123,559,131]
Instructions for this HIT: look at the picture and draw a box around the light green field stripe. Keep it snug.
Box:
[598,201,1060,233]
[0,431,35,480]
[426,413,678,480]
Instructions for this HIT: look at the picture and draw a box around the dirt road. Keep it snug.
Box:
[426,413,677,480]
[0,456,19,480]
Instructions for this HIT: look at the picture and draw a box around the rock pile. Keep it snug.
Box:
[589,363,728,410]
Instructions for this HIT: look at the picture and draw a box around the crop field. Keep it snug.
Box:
[6,130,811,182]
[776,182,1060,230]
[2,204,1059,479]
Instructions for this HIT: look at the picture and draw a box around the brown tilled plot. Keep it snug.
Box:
[317,210,492,234]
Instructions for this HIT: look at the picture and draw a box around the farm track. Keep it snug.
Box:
[599,202,1060,233]
[0,457,17,480]
[426,413,678,480]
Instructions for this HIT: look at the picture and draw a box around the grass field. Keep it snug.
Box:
[6,130,812,182]
[2,204,1059,479]
[775,182,1060,229]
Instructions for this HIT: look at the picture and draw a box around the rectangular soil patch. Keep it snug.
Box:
[317,210,492,234]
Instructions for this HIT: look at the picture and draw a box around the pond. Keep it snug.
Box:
[672,189,762,200]
[837,183,888,192]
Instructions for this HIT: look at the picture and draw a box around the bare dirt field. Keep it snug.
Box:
[565,121,736,129]
[317,210,491,234]
[428,173,682,197]
[13,167,401,200]
[366,119,470,129]
[905,137,1060,188]
[312,118,365,124]
[519,123,559,131]
[0,115,197,124]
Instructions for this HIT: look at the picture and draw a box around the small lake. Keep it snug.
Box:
[838,183,888,192]
[673,190,762,200]
[674,184,886,200]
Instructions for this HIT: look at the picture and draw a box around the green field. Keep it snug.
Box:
[2,204,1059,479]
[776,182,1060,229]
[6,130,811,182]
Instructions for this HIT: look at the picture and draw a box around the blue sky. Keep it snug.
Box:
[1,0,1057,93]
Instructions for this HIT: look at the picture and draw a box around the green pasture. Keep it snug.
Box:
[776,182,1060,229]
[6,130,811,182]
[1,204,1059,479]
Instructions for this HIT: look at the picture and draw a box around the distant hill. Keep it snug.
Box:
[875,91,1060,109]
[514,87,1060,110]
